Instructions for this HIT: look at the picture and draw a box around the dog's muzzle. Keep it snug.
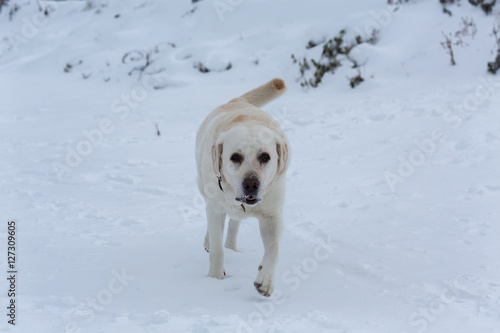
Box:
[236,175,261,205]
[236,195,261,206]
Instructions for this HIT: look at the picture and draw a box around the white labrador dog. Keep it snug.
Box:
[196,78,289,297]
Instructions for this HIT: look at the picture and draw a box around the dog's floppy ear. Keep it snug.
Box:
[276,136,289,177]
[212,138,223,177]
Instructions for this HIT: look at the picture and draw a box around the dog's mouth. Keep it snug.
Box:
[236,195,261,206]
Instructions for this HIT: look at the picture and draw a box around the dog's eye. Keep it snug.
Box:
[230,153,243,163]
[259,153,271,164]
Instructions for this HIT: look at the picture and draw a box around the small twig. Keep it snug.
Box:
[441,32,457,65]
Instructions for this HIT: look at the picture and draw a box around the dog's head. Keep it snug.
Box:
[212,123,288,206]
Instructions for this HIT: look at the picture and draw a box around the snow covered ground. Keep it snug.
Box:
[1,0,500,332]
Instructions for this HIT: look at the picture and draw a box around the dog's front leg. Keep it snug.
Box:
[254,214,283,297]
[206,206,226,279]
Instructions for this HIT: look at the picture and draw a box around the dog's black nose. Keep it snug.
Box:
[243,177,260,195]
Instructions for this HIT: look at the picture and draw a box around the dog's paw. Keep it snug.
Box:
[208,269,226,280]
[224,240,238,252]
[254,270,274,297]
[254,280,273,297]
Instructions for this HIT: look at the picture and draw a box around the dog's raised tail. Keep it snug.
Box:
[238,78,286,108]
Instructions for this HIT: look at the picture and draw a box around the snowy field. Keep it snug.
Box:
[1,0,500,332]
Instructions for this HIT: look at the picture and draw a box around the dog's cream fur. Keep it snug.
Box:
[196,78,289,296]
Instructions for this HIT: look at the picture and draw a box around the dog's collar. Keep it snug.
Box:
[218,164,224,192]
[218,176,224,192]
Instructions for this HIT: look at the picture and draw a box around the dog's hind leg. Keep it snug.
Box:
[225,219,241,251]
